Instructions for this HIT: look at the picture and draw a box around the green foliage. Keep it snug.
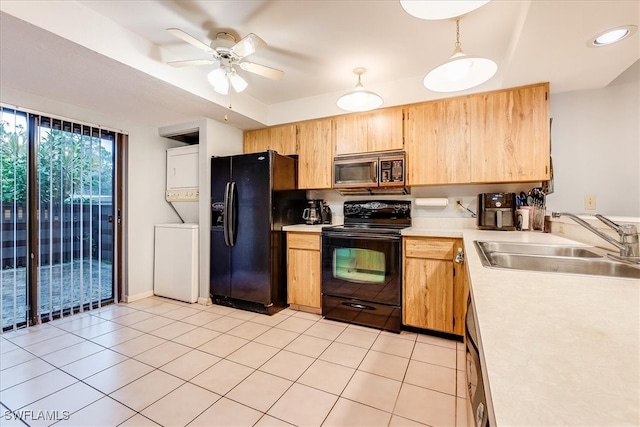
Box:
[1,118,113,203]
[1,120,28,202]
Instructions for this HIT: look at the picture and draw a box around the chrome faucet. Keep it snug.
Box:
[552,212,639,258]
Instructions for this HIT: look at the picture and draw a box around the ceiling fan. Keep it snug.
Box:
[166,28,284,95]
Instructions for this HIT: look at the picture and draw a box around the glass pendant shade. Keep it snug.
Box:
[208,66,248,95]
[337,68,383,112]
[400,0,490,20]
[423,19,497,93]
[424,52,497,92]
[228,71,248,93]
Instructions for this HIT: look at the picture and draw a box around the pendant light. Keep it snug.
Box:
[337,68,384,112]
[399,0,490,21]
[423,18,497,93]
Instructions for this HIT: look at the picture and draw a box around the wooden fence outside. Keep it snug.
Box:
[0,202,113,269]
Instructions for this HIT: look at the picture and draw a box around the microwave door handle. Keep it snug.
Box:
[373,160,378,184]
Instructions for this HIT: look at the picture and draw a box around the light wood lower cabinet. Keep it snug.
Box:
[403,237,468,335]
[287,232,321,312]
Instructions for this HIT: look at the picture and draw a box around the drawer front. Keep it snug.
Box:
[404,238,455,260]
[287,232,321,251]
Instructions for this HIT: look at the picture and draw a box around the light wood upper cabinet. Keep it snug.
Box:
[244,124,298,156]
[298,119,334,189]
[405,97,471,185]
[287,232,321,311]
[243,83,550,188]
[243,128,270,154]
[334,114,367,155]
[335,107,403,155]
[271,124,298,156]
[368,107,404,153]
[470,82,550,183]
[403,237,467,335]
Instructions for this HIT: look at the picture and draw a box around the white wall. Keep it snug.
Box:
[0,87,185,301]
[311,183,535,225]
[546,61,640,217]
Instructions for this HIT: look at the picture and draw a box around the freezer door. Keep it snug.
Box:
[229,152,273,304]
[210,157,232,299]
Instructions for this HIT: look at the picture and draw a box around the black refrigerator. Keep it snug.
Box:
[210,151,306,314]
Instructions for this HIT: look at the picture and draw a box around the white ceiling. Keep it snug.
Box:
[0,1,638,130]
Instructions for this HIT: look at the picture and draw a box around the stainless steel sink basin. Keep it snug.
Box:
[474,240,640,279]
[476,241,602,258]
[483,252,640,279]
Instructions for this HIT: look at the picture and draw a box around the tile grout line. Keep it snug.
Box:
[3,298,464,427]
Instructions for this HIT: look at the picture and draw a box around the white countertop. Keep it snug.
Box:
[282,224,325,232]
[401,227,464,238]
[461,229,639,426]
[284,222,640,424]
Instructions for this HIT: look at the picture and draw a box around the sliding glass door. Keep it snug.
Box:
[1,107,119,330]
[0,109,29,329]
[34,116,115,323]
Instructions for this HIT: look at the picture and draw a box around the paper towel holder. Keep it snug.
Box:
[415,198,449,207]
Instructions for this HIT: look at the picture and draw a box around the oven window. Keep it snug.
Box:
[333,248,385,283]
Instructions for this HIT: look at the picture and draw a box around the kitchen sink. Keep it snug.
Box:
[475,241,602,258]
[474,241,640,279]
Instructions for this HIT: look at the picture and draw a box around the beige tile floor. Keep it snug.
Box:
[0,296,468,427]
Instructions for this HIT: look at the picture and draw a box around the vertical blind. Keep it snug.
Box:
[1,106,122,331]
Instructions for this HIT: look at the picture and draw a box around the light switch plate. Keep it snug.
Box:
[584,195,596,210]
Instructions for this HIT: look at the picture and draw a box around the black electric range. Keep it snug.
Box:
[320,200,411,333]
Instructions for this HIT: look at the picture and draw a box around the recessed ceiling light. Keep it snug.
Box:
[589,25,637,47]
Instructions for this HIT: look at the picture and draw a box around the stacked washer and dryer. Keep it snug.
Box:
[153,145,199,303]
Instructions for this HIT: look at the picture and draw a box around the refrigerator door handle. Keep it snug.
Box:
[229,181,237,246]
[223,182,231,246]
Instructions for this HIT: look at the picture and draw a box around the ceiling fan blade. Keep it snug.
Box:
[166,28,215,54]
[167,59,216,67]
[231,33,266,58]
[239,61,284,80]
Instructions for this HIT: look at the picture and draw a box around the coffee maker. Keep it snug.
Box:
[303,199,323,225]
[477,193,517,230]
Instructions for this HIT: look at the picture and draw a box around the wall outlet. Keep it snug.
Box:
[584,195,596,210]
[454,198,463,210]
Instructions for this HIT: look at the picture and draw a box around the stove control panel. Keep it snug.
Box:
[343,200,411,221]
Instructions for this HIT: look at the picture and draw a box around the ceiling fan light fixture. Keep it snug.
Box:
[399,0,491,20]
[207,67,229,94]
[229,71,248,93]
[424,18,497,93]
[208,66,249,95]
[337,68,384,112]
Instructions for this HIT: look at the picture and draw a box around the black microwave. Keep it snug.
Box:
[333,152,407,194]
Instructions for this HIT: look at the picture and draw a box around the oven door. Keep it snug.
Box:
[321,231,401,332]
